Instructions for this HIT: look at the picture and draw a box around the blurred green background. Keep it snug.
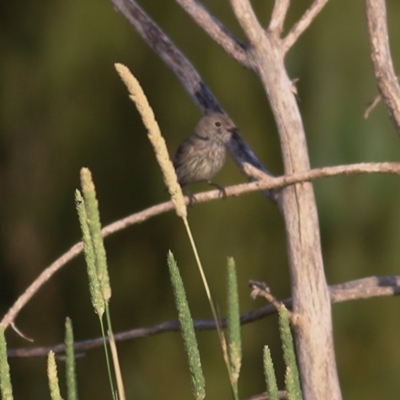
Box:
[1,0,400,398]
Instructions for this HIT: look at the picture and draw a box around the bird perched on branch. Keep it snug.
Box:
[173,113,237,199]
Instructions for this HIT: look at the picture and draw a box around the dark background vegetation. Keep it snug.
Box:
[1,1,400,398]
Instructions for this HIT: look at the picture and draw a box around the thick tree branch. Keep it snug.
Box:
[2,162,398,330]
[282,0,329,54]
[231,1,341,398]
[7,275,400,358]
[111,0,220,113]
[365,0,400,134]
[175,0,250,67]
[330,275,400,303]
[229,0,265,47]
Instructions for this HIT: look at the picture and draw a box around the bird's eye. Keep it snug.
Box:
[215,121,222,127]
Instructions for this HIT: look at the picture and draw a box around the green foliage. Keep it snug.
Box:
[64,318,78,400]
[263,346,279,400]
[226,257,242,398]
[75,190,105,317]
[0,328,13,400]
[79,168,111,303]
[261,306,303,400]
[47,351,64,400]
[279,306,302,400]
[167,251,206,400]
[76,169,122,400]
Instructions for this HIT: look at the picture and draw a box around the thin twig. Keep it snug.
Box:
[269,0,290,35]
[365,0,400,134]
[365,75,400,118]
[250,280,299,327]
[246,390,287,400]
[105,161,400,235]
[7,274,400,358]
[1,162,399,330]
[364,94,382,119]
[10,322,33,342]
[249,280,286,312]
[1,241,84,329]
[175,0,250,67]
[283,0,329,54]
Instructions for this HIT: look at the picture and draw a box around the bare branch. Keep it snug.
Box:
[249,280,299,326]
[10,322,33,342]
[246,391,287,400]
[111,0,220,113]
[175,0,250,67]
[1,241,84,329]
[330,275,400,303]
[365,0,400,134]
[2,161,399,330]
[227,132,277,202]
[364,94,382,119]
[365,75,400,118]
[249,280,286,312]
[7,274,400,358]
[229,0,265,47]
[269,0,290,35]
[244,161,400,184]
[283,0,329,54]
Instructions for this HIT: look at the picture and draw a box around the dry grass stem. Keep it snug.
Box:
[114,63,187,218]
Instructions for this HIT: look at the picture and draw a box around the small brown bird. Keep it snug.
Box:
[173,113,237,196]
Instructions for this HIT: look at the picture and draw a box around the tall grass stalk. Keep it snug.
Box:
[47,351,63,400]
[168,252,205,400]
[226,258,241,400]
[76,169,126,400]
[0,328,13,400]
[65,318,78,400]
[279,306,302,400]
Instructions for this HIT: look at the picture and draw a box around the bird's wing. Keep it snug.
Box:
[173,137,197,168]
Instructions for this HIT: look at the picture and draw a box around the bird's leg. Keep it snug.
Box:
[207,181,227,199]
[183,188,196,206]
